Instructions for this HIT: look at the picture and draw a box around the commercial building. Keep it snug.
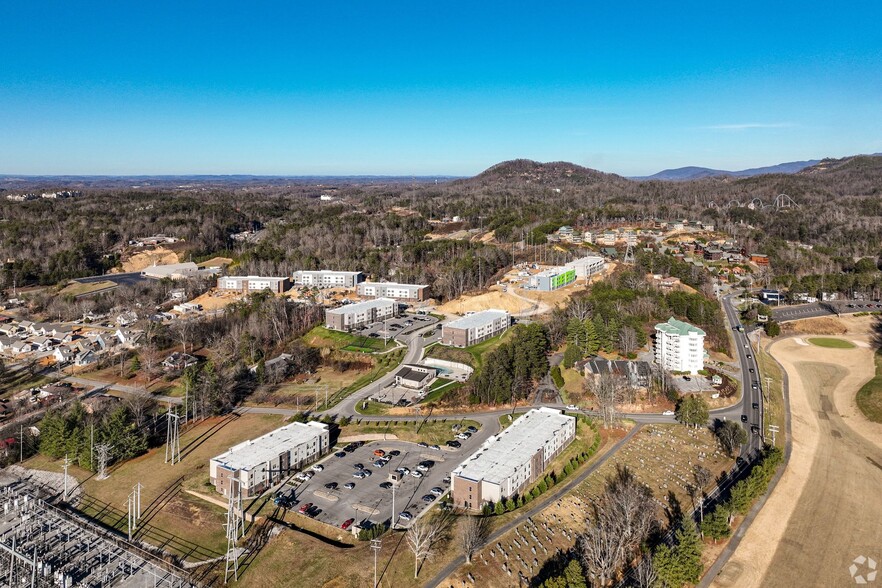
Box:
[760,289,782,305]
[209,421,330,498]
[141,262,200,279]
[451,408,576,510]
[441,310,510,348]
[529,267,576,291]
[325,298,396,331]
[393,364,438,390]
[654,317,706,374]
[565,255,606,279]
[217,275,291,294]
[356,281,428,302]
[292,270,364,288]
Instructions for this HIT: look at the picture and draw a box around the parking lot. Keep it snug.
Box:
[280,425,484,532]
[355,313,438,341]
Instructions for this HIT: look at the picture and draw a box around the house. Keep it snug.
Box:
[74,350,98,367]
[116,311,139,327]
[750,254,770,266]
[28,336,53,352]
[115,329,143,347]
[0,336,17,353]
[162,352,199,371]
[53,347,76,364]
[579,357,652,388]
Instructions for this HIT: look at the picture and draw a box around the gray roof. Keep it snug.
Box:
[211,422,329,472]
[326,298,396,315]
[395,365,436,384]
[453,408,574,485]
[445,309,509,331]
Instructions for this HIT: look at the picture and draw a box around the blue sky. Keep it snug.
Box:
[2,1,881,176]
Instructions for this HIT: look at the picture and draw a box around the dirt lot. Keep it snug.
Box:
[117,246,179,272]
[435,287,536,315]
[188,289,242,311]
[712,319,882,588]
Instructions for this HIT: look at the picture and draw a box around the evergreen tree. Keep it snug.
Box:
[674,520,704,583]
[494,500,506,515]
[701,506,732,542]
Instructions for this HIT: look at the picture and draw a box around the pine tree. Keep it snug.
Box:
[674,519,704,583]
[582,319,599,356]
[701,506,732,542]
[494,500,506,515]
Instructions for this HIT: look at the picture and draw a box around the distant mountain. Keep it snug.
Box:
[637,159,823,181]
[460,159,627,189]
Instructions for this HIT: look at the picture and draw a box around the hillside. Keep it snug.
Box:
[460,159,628,188]
[641,159,822,181]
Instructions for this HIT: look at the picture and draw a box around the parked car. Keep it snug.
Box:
[311,464,324,472]
[324,482,338,490]
[422,495,435,503]
[446,440,461,448]
[379,482,393,489]
[429,444,441,451]
[396,467,410,476]
[442,476,451,484]
[373,460,387,468]
[373,449,386,457]
[341,518,355,530]
[353,463,364,470]
[430,487,444,496]
[343,482,356,490]
[466,426,478,433]
[298,503,313,514]
[418,442,429,448]
[411,470,423,478]
[566,404,578,410]
[334,451,347,458]
[398,511,413,521]
[388,450,401,457]
[662,410,675,416]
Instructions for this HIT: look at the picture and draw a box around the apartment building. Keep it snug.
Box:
[451,408,576,510]
[209,421,330,498]
[216,275,291,294]
[356,281,428,302]
[654,317,706,374]
[565,255,606,279]
[529,267,576,291]
[292,270,364,288]
[441,309,510,348]
[325,298,396,331]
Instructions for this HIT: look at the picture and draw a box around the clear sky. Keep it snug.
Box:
[2,1,881,177]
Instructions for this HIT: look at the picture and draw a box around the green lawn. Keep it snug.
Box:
[324,349,405,408]
[808,337,856,349]
[419,378,462,404]
[857,352,882,423]
[341,418,481,445]
[425,329,513,372]
[304,325,397,353]
[353,400,391,416]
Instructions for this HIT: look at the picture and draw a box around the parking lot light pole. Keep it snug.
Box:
[391,483,396,530]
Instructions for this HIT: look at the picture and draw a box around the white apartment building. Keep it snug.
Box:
[565,255,606,279]
[216,275,291,294]
[356,281,428,302]
[325,298,396,331]
[292,270,364,288]
[451,408,576,509]
[654,317,706,374]
[441,309,510,348]
[209,421,330,498]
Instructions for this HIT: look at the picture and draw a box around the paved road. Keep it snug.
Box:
[60,374,183,405]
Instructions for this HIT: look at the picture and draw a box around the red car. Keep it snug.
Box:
[298,502,313,514]
[341,518,355,530]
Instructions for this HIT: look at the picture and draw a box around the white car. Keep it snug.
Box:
[311,464,324,472]
[566,404,579,410]
[662,410,675,416]
[411,470,424,478]
[396,467,410,476]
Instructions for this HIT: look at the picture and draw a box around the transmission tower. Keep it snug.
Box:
[224,478,245,583]
[622,242,636,264]
[165,405,182,465]
[62,454,71,501]
[95,443,113,480]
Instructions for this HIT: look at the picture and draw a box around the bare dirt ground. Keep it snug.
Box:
[712,316,882,588]
[188,289,241,311]
[435,287,536,315]
[117,246,179,272]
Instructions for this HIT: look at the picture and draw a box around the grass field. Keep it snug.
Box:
[857,351,882,423]
[58,280,118,297]
[808,337,856,349]
[304,325,398,353]
[340,418,481,445]
[425,329,513,373]
[757,342,786,449]
[24,413,289,561]
[419,378,462,405]
[353,400,392,416]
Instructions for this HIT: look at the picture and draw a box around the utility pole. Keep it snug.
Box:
[370,539,382,588]
[165,404,181,465]
[19,425,22,463]
[62,455,71,501]
[768,424,779,446]
[95,444,113,480]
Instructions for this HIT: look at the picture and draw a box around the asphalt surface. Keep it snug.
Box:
[770,300,876,322]
[72,271,149,287]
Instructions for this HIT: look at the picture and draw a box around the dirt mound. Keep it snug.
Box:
[117,247,180,272]
[435,289,534,315]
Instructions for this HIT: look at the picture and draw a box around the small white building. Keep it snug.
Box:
[654,317,706,374]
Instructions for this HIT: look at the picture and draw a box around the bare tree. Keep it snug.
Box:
[586,372,625,428]
[619,326,638,356]
[634,553,657,588]
[406,515,449,578]
[568,296,592,321]
[692,464,713,527]
[460,514,490,564]
[123,393,156,430]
